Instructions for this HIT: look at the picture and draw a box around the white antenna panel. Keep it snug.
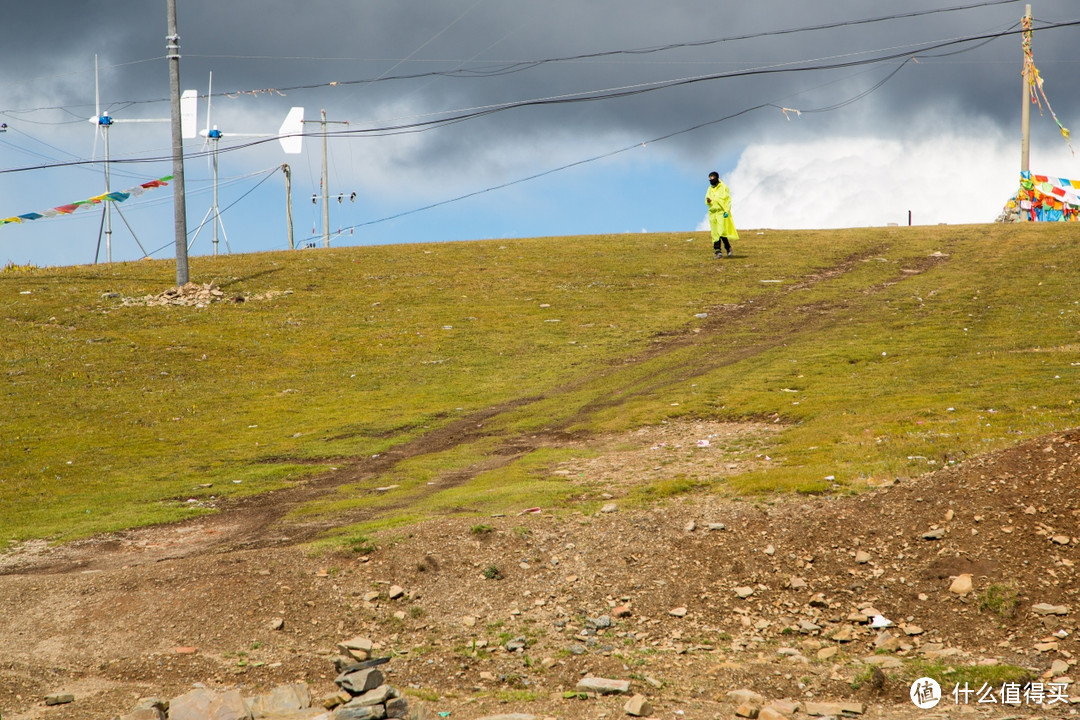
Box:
[180,90,198,140]
[278,107,304,155]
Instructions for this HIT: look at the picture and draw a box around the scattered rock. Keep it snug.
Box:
[735,703,760,718]
[948,573,973,595]
[727,689,765,706]
[624,694,652,717]
[734,586,755,598]
[269,617,285,631]
[854,550,871,564]
[44,694,75,706]
[601,503,618,513]
[576,677,632,695]
[387,585,405,600]
[336,668,384,695]
[1032,603,1069,616]
[668,607,687,617]
[922,528,946,540]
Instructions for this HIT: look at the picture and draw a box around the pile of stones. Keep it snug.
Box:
[117,636,427,720]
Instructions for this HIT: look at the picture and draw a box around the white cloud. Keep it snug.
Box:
[714,129,1078,230]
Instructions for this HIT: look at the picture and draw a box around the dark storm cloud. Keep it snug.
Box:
[2,1,1077,168]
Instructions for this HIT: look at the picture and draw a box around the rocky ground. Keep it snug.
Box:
[2,423,1079,720]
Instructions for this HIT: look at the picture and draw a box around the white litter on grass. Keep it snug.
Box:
[696,440,711,447]
[760,280,783,283]
[870,615,893,628]
[695,313,708,319]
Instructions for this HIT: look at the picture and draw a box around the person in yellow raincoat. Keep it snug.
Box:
[705,171,738,258]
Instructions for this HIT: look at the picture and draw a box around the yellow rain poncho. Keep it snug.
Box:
[706,179,739,242]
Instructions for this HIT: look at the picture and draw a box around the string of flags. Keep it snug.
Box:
[1022,14,1073,155]
[1,176,172,227]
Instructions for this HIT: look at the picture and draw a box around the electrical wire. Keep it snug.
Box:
[0,0,1026,118]
[1,17,1075,179]
[311,58,916,239]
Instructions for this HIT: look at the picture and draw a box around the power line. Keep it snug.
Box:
[2,18,1076,177]
[0,0,1027,118]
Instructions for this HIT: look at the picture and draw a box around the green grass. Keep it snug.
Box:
[2,225,1079,546]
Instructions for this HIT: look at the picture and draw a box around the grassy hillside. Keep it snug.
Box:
[2,224,1078,547]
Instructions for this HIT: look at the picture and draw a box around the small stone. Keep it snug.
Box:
[576,677,631,695]
[758,708,787,720]
[345,684,396,708]
[1035,641,1060,652]
[385,697,409,719]
[904,625,924,636]
[174,646,197,654]
[817,646,839,660]
[922,527,945,540]
[830,626,855,642]
[388,585,405,600]
[506,636,528,652]
[764,544,775,556]
[1032,603,1069,616]
[949,574,973,595]
[322,691,352,709]
[1052,535,1071,545]
[1051,659,1070,677]
[362,591,380,603]
[788,576,807,590]
[727,689,765,706]
[339,636,373,660]
[336,668,384,694]
[684,521,696,532]
[734,586,755,598]
[45,694,75,706]
[945,508,955,521]
[613,605,632,618]
[669,607,687,617]
[601,503,618,513]
[854,550,871,564]
[270,617,285,631]
[735,703,760,718]
[707,523,726,531]
[805,701,858,716]
[624,694,653,717]
[461,615,477,627]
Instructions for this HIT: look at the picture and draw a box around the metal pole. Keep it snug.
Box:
[283,164,294,250]
[1020,4,1032,176]
[321,109,330,248]
[103,122,113,263]
[167,0,190,285]
[212,137,220,256]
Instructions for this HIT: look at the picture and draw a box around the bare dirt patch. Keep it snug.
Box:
[2,425,1079,720]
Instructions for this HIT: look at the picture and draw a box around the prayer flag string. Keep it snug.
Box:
[1023,15,1073,155]
[1,176,172,227]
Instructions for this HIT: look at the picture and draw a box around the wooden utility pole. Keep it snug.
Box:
[283,164,294,250]
[302,109,348,248]
[166,0,190,284]
[1020,4,1032,176]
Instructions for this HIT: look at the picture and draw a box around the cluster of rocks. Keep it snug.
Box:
[116,636,426,720]
[727,689,864,720]
[113,282,289,308]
